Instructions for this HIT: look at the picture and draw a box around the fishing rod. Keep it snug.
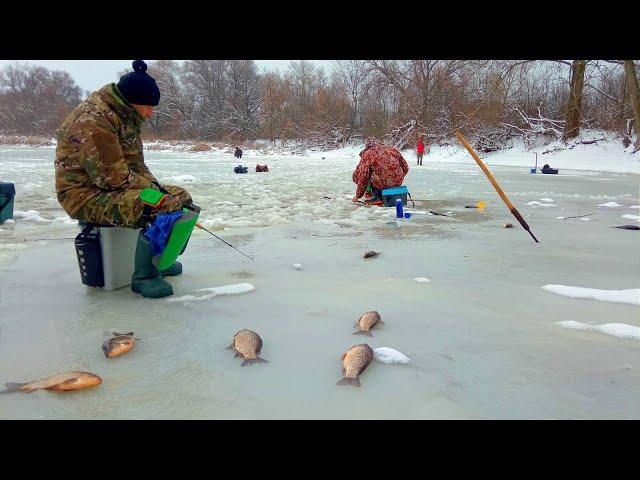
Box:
[455,131,539,243]
[195,222,255,261]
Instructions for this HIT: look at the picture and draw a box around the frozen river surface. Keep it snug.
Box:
[0,147,639,419]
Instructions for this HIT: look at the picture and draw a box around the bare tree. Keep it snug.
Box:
[335,60,369,141]
[0,63,81,135]
[623,60,640,151]
[563,60,587,141]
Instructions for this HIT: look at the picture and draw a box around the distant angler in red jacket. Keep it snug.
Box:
[352,136,409,202]
[416,136,425,165]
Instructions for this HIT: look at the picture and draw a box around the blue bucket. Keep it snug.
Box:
[530,168,536,174]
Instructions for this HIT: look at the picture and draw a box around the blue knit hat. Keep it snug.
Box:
[117,60,160,106]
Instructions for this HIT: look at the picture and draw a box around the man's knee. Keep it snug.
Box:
[77,190,146,228]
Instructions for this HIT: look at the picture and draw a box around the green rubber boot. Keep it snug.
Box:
[131,232,174,299]
[161,261,182,277]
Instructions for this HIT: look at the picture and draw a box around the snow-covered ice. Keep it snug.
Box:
[540,198,554,202]
[598,202,622,207]
[414,277,431,283]
[1,139,640,420]
[373,347,411,364]
[542,285,640,306]
[527,201,557,207]
[621,214,640,221]
[557,321,640,340]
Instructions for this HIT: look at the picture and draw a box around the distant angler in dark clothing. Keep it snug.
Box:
[234,147,243,159]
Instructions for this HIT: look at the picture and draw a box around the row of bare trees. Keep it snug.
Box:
[0,63,82,136]
[1,60,639,151]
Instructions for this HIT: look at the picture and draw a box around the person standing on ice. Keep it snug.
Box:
[352,136,409,203]
[54,60,196,299]
[416,136,425,166]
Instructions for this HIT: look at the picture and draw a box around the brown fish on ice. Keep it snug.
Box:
[363,250,380,259]
[226,329,269,366]
[1,371,102,393]
[102,331,137,358]
[353,311,384,337]
[337,343,374,387]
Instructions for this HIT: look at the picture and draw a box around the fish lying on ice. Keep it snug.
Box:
[353,311,384,336]
[1,372,102,393]
[337,344,374,387]
[226,329,269,366]
[102,332,137,358]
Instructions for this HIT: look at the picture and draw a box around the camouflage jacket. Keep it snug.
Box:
[54,83,160,216]
[352,144,409,198]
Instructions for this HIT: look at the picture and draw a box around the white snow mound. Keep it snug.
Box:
[598,202,622,207]
[557,321,640,340]
[414,277,431,283]
[542,285,640,306]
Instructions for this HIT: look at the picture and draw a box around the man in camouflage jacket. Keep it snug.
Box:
[54,64,191,228]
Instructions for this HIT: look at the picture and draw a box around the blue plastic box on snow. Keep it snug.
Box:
[0,182,15,224]
[382,185,408,207]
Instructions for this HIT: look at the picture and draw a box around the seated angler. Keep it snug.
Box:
[352,136,410,204]
[54,60,198,299]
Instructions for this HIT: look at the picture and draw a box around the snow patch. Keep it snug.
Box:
[51,216,78,225]
[542,285,640,306]
[167,283,255,303]
[557,321,640,340]
[630,205,639,209]
[0,243,27,250]
[598,202,622,207]
[540,198,554,202]
[373,347,411,364]
[3,219,15,224]
[293,263,302,270]
[414,277,431,283]
[621,214,640,221]
[170,174,197,183]
[13,210,51,223]
[527,201,556,207]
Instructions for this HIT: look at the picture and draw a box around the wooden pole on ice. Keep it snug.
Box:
[455,131,539,243]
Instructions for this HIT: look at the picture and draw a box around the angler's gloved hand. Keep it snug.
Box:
[156,194,184,214]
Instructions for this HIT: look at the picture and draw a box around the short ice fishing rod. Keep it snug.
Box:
[195,222,255,261]
[455,131,539,243]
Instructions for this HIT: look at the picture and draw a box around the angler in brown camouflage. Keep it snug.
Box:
[54,82,191,228]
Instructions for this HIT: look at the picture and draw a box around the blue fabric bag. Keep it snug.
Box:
[144,210,184,256]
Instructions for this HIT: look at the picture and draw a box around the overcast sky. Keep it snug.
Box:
[0,60,337,94]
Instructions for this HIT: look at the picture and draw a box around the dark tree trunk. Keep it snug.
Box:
[562,60,587,141]
[624,60,640,151]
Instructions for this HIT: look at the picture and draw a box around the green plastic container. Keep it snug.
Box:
[0,182,15,224]
[156,208,199,271]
